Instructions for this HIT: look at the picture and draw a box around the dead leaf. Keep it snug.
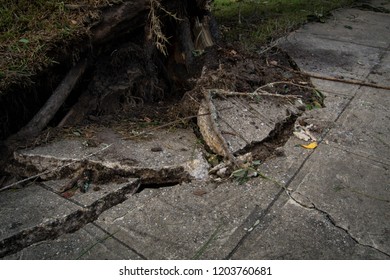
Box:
[193,189,208,196]
[293,131,311,141]
[301,142,318,149]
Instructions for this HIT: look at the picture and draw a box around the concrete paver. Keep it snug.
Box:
[326,88,390,165]
[280,32,382,79]
[198,94,303,155]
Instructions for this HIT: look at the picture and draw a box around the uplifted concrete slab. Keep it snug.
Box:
[0,183,80,257]
[1,1,389,261]
[9,128,209,184]
[198,94,303,156]
[43,179,139,208]
[0,178,139,258]
[3,223,143,260]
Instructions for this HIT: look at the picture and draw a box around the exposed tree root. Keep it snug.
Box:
[13,59,87,139]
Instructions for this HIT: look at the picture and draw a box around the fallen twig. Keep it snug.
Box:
[212,88,300,99]
[272,63,390,91]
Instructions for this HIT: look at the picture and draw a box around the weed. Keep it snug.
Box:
[0,0,113,95]
[213,0,356,49]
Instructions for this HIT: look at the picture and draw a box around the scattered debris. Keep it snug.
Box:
[293,123,317,142]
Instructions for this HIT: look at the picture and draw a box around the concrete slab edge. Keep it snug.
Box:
[0,178,140,258]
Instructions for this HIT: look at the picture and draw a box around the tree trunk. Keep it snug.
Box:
[91,0,150,44]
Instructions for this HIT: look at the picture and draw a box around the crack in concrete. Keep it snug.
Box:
[290,194,390,258]
[91,223,148,260]
[225,190,285,259]
[0,179,139,258]
[330,144,390,167]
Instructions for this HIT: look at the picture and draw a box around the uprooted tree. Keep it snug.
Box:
[2,0,326,170]
[10,0,217,139]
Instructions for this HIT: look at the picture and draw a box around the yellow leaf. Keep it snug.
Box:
[301,142,318,149]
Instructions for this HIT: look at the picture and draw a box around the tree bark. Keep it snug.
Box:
[91,0,150,44]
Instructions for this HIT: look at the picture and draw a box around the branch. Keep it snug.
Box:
[271,63,390,91]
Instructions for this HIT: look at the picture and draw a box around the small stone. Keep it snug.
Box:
[193,189,208,196]
[216,167,228,177]
[274,147,286,157]
[151,146,163,152]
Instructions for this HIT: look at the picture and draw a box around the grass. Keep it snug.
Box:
[0,0,116,95]
[212,0,357,49]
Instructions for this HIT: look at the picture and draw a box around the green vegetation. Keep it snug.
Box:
[0,0,112,95]
[213,0,356,49]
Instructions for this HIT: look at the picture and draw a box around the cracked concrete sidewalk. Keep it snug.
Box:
[1,0,390,259]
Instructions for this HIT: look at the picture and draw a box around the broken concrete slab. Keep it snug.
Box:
[8,128,209,184]
[95,178,283,259]
[255,81,360,185]
[0,183,80,258]
[198,93,303,156]
[42,178,139,208]
[288,143,390,255]
[231,199,389,259]
[0,178,139,258]
[3,223,143,260]
[0,183,87,258]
